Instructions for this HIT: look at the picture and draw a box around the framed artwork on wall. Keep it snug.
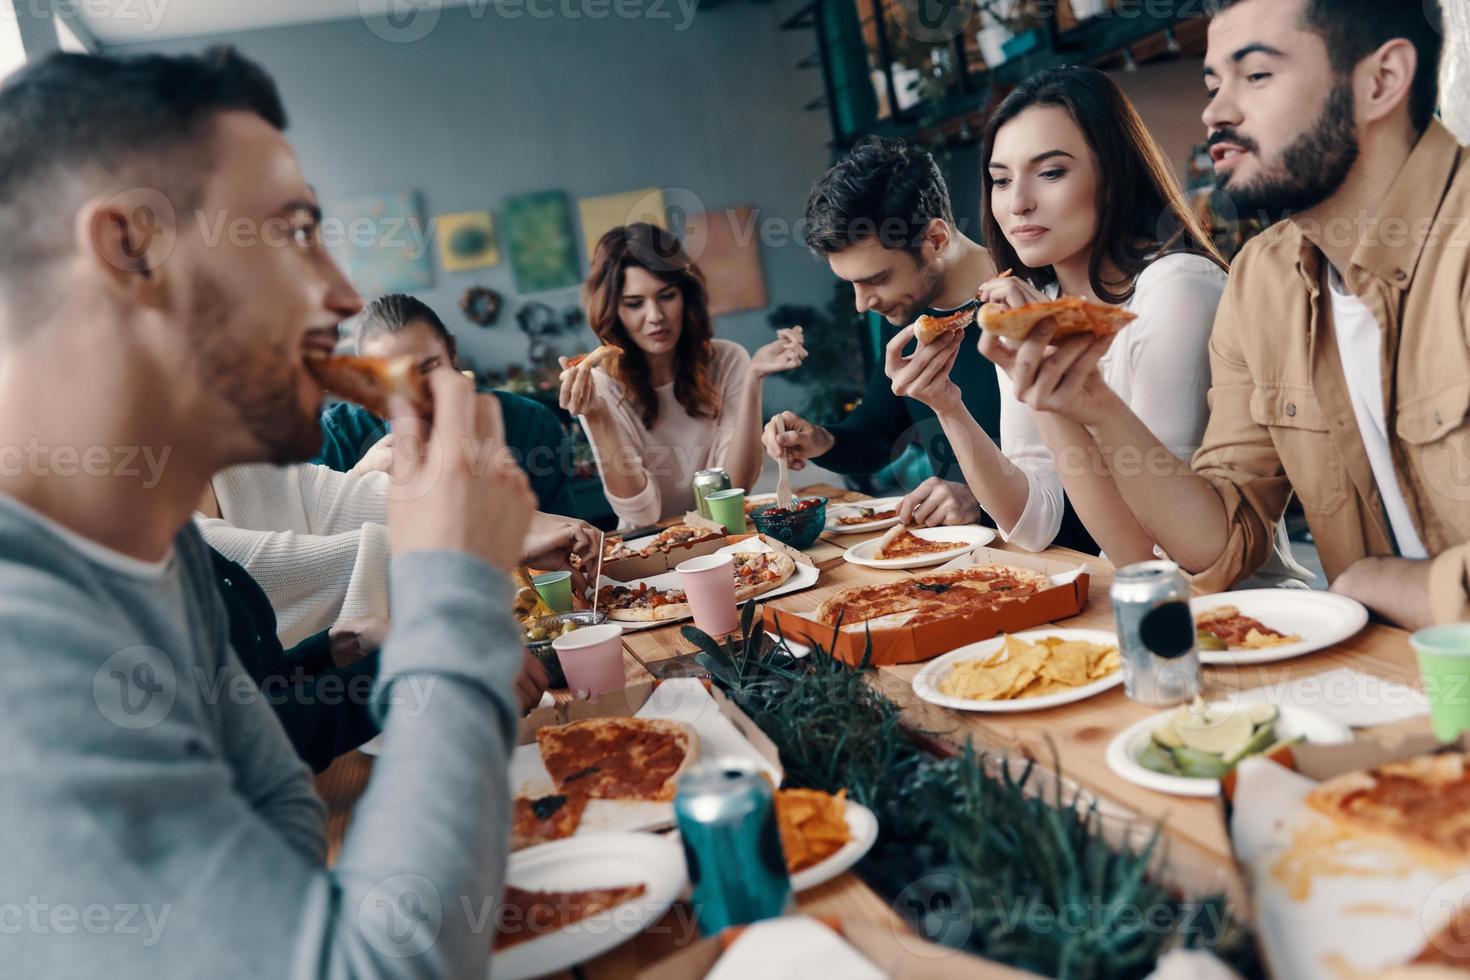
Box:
[576,187,666,259]
[332,189,434,295]
[435,210,500,271]
[502,190,580,293]
[682,206,767,315]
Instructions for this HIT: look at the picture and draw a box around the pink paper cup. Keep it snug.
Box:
[552,623,626,698]
[676,552,739,636]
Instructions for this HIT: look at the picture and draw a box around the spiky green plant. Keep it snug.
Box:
[681,602,1262,979]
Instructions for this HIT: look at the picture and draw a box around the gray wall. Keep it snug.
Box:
[104,3,836,407]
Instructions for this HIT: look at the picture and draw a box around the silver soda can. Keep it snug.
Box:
[691,467,732,520]
[1110,560,1201,706]
[673,758,793,935]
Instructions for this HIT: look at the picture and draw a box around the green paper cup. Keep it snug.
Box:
[1412,625,1470,742]
[704,488,746,534]
[532,571,574,614]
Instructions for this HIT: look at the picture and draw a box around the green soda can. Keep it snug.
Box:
[674,758,793,935]
[691,468,732,520]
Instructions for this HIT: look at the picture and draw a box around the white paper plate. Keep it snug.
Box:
[1191,589,1369,666]
[602,539,820,632]
[789,800,879,893]
[911,628,1123,713]
[842,525,997,569]
[1105,703,1354,798]
[489,832,688,980]
[824,496,904,534]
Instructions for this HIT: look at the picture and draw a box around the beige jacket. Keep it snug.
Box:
[1190,121,1470,622]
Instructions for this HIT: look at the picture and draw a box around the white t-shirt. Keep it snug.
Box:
[1327,264,1428,558]
[579,338,752,528]
[995,252,1312,587]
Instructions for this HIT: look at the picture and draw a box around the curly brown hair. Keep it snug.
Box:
[582,223,719,430]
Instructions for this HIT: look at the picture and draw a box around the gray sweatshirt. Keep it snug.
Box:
[0,491,521,978]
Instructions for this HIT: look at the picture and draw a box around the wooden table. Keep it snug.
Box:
[617,484,1431,891]
[317,482,1429,973]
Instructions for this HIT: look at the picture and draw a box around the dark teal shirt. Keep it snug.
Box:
[313,390,577,516]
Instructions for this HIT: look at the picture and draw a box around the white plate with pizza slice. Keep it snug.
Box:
[842,524,996,569]
[912,629,1123,713]
[490,831,687,980]
[789,800,879,893]
[1190,589,1369,666]
[598,539,819,631]
[823,496,904,534]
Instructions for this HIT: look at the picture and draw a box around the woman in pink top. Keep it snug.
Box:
[560,223,806,527]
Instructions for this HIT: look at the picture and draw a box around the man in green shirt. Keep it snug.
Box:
[314,294,578,517]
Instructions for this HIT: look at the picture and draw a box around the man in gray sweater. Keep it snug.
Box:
[0,48,535,976]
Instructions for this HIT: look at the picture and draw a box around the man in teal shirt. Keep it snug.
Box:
[313,294,578,517]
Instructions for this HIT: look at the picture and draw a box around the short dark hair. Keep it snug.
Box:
[1220,0,1443,133]
[0,47,285,327]
[350,293,457,360]
[803,136,955,256]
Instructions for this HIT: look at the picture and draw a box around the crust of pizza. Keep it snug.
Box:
[535,717,698,802]
[1305,753,1470,864]
[978,297,1137,343]
[914,306,977,345]
[598,584,691,622]
[305,353,431,418]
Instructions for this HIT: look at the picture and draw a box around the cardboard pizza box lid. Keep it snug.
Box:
[601,513,729,580]
[761,547,1091,667]
[723,531,818,569]
[516,679,782,775]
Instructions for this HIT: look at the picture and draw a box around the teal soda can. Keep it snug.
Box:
[673,758,793,935]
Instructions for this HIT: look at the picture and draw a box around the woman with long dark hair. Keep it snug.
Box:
[560,223,805,526]
[890,66,1305,580]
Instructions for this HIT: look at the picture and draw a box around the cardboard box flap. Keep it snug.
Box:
[603,514,730,580]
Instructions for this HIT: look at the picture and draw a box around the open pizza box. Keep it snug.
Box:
[512,678,783,839]
[601,513,729,581]
[640,915,1044,979]
[1220,729,1470,977]
[760,546,1091,667]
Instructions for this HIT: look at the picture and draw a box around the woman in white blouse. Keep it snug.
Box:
[890,66,1306,581]
[559,223,806,527]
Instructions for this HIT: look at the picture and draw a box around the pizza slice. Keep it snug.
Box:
[1196,605,1302,649]
[872,525,968,561]
[978,296,1137,343]
[1305,752,1470,865]
[562,344,622,374]
[535,717,698,802]
[596,582,691,622]
[493,882,647,951]
[305,353,431,418]
[730,551,797,600]
[836,506,898,526]
[511,791,590,850]
[650,524,725,552]
[914,305,977,346]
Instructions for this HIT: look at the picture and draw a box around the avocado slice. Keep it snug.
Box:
[1137,740,1183,776]
[1171,746,1232,780]
[1225,722,1278,765]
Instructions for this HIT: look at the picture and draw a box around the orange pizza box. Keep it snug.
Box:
[1219,727,1468,978]
[513,678,783,836]
[639,914,1046,979]
[761,546,1091,667]
[600,513,729,581]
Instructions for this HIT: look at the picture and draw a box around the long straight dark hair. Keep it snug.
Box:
[980,66,1224,304]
